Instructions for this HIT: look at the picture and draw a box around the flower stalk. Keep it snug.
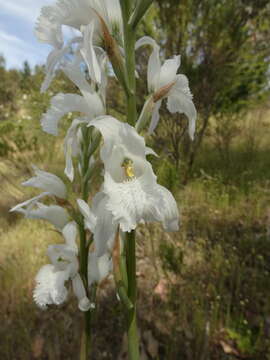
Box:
[126,230,140,360]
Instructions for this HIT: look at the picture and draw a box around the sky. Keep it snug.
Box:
[0,0,54,69]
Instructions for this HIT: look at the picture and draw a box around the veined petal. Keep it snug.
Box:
[41,93,90,136]
[88,251,112,286]
[22,165,67,199]
[72,274,91,311]
[77,199,96,232]
[80,21,102,84]
[159,55,181,88]
[167,74,197,140]
[33,264,69,309]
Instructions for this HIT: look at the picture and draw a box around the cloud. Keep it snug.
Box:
[0,0,53,24]
[0,29,48,68]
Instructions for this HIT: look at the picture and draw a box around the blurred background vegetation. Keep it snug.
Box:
[1,0,270,359]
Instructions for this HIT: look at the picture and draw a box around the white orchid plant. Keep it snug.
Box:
[11,0,196,358]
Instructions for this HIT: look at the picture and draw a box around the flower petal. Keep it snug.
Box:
[63,60,105,116]
[88,251,112,286]
[136,36,161,92]
[92,192,117,256]
[22,165,67,199]
[80,21,102,84]
[159,55,181,88]
[22,203,70,230]
[77,199,96,232]
[148,100,162,134]
[72,274,91,312]
[41,93,90,136]
[155,185,180,232]
[167,74,197,140]
[62,221,78,251]
[33,264,70,309]
[35,5,63,49]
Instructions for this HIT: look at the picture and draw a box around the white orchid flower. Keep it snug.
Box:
[136,36,197,139]
[41,60,105,181]
[10,166,69,229]
[34,222,91,311]
[35,0,122,86]
[85,116,179,256]
[41,61,105,137]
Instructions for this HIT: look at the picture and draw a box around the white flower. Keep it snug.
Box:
[87,116,179,256]
[10,166,69,229]
[35,0,122,86]
[136,36,197,139]
[41,61,105,137]
[40,60,105,181]
[34,222,91,311]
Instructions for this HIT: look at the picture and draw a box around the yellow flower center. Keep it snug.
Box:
[121,158,135,180]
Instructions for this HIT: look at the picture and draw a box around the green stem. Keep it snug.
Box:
[123,18,137,126]
[79,127,95,360]
[126,231,140,360]
[121,3,140,357]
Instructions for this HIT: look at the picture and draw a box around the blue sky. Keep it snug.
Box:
[0,0,54,69]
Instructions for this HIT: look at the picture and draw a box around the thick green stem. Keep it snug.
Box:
[121,3,140,358]
[126,231,140,360]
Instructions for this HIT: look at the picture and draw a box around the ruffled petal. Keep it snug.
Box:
[167,74,197,140]
[33,264,70,309]
[35,5,63,49]
[103,165,159,232]
[22,165,67,199]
